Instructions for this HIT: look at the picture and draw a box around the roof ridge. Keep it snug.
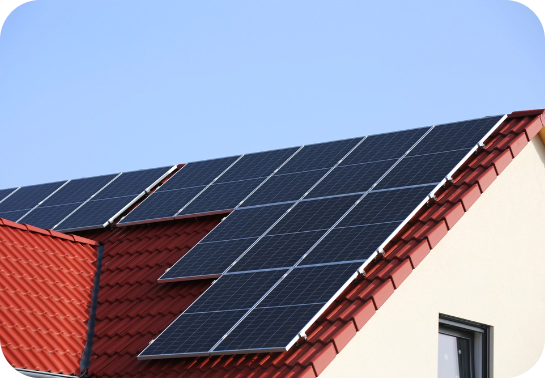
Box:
[0,218,99,246]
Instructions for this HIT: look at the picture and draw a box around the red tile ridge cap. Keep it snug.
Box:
[507,109,545,119]
[0,218,99,247]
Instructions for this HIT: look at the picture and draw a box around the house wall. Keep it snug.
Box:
[320,137,545,378]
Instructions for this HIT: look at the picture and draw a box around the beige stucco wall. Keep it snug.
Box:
[320,137,545,378]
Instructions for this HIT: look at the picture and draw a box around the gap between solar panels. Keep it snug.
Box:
[139,118,503,359]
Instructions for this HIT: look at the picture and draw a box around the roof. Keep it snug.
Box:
[0,218,98,376]
[1,109,544,377]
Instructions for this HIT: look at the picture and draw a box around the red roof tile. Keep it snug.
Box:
[0,219,98,375]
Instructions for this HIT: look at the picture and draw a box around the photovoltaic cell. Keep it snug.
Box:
[240,169,329,207]
[260,263,361,308]
[341,127,429,166]
[0,188,16,203]
[302,222,401,265]
[56,196,137,231]
[139,310,247,358]
[268,195,359,236]
[119,186,204,224]
[0,181,66,214]
[339,186,432,227]
[409,116,502,156]
[374,149,469,190]
[185,270,287,314]
[216,148,298,183]
[204,204,292,242]
[213,304,323,353]
[93,167,171,200]
[160,238,258,281]
[306,159,394,199]
[160,157,240,190]
[177,178,265,217]
[0,210,31,223]
[119,157,240,225]
[56,167,174,231]
[278,138,362,174]
[229,231,324,273]
[19,175,117,229]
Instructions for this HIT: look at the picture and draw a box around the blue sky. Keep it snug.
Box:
[0,0,543,188]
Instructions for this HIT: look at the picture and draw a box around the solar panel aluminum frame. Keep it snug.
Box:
[0,187,20,205]
[266,113,509,355]
[157,138,367,283]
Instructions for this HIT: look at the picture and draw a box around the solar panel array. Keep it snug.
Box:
[139,115,505,359]
[0,166,175,232]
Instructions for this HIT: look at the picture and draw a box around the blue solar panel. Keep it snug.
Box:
[204,203,292,243]
[19,174,117,229]
[0,188,16,203]
[161,157,241,190]
[56,167,174,231]
[268,195,360,235]
[306,160,394,199]
[216,148,299,183]
[341,127,429,166]
[0,181,67,223]
[409,116,502,156]
[302,222,401,265]
[176,178,265,217]
[160,238,258,281]
[239,169,330,207]
[139,310,247,358]
[185,270,286,314]
[278,138,362,174]
[374,149,469,190]
[212,304,322,353]
[228,230,324,273]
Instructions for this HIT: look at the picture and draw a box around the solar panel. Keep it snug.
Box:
[228,231,324,273]
[159,238,258,281]
[139,310,247,358]
[216,148,299,183]
[341,127,429,166]
[302,222,401,265]
[409,116,502,156]
[239,169,330,207]
[56,166,174,231]
[278,138,362,174]
[213,264,361,353]
[374,149,469,190]
[175,178,265,217]
[0,188,16,204]
[19,174,117,229]
[118,156,241,225]
[211,304,323,353]
[0,181,67,222]
[267,195,360,236]
[203,204,292,243]
[306,160,394,199]
[185,270,287,314]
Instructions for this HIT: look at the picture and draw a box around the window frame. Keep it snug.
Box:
[439,314,491,378]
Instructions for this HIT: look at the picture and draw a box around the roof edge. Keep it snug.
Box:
[0,217,98,246]
[15,368,77,378]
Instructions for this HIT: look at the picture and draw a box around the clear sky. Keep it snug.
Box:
[0,0,543,188]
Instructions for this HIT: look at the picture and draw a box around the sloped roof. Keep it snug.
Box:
[67,110,542,377]
[0,218,98,376]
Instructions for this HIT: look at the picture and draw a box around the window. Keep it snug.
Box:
[438,315,491,378]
